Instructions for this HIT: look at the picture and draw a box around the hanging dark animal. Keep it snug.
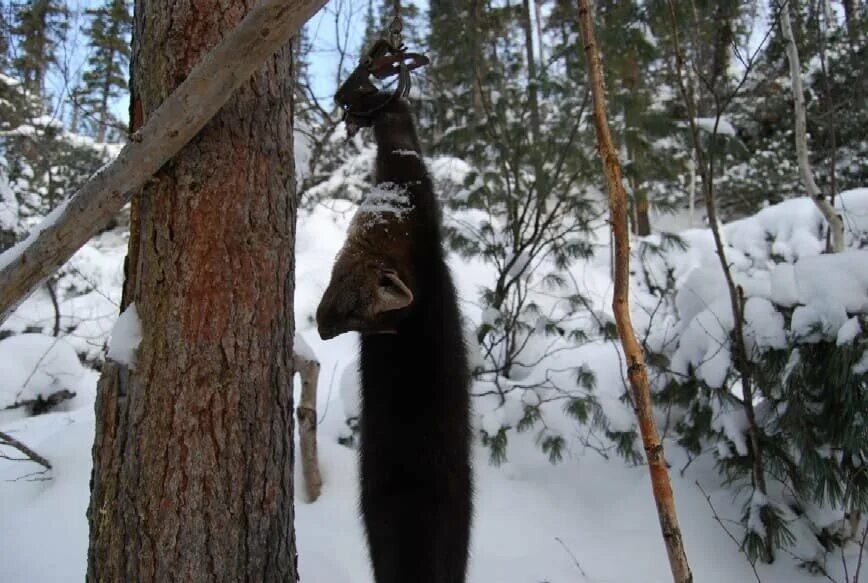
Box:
[316,84,473,581]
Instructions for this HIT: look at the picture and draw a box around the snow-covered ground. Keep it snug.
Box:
[1,189,866,582]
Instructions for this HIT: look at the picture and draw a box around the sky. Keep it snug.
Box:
[41,0,427,130]
[32,0,842,134]
[303,0,428,105]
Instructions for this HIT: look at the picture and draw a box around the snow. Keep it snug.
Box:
[294,330,316,361]
[391,149,421,158]
[0,334,86,409]
[0,72,20,87]
[650,190,868,387]
[711,398,750,456]
[480,306,501,325]
[106,303,142,368]
[0,197,70,271]
[694,116,737,137]
[354,182,412,228]
[854,350,868,375]
[743,297,787,353]
[791,250,868,313]
[748,491,769,538]
[0,188,866,582]
[339,358,361,420]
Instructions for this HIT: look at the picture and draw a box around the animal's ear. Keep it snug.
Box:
[373,269,413,314]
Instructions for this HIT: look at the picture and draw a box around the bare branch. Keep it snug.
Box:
[0,430,52,470]
[578,2,693,581]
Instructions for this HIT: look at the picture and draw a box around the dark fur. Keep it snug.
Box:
[356,99,473,583]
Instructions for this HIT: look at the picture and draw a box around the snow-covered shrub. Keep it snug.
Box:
[637,190,868,564]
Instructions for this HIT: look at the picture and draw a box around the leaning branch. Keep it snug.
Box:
[577,2,693,583]
[778,0,844,252]
[0,0,328,323]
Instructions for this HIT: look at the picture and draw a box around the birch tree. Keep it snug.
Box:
[779,0,845,252]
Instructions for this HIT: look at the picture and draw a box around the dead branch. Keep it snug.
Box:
[577,2,693,582]
[0,430,52,470]
[0,0,329,324]
[554,536,589,579]
[295,352,323,503]
[696,481,762,583]
[3,389,76,415]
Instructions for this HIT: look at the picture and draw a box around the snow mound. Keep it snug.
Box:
[0,334,85,408]
[339,358,361,420]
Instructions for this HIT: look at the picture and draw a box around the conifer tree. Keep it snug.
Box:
[10,0,68,97]
[78,0,131,142]
[595,0,682,235]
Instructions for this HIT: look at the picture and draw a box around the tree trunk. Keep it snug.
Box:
[470,0,486,125]
[840,0,857,45]
[779,0,845,252]
[635,184,651,236]
[86,1,299,580]
[578,2,694,583]
[521,0,542,147]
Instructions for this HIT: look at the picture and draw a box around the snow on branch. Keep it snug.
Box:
[0,0,328,324]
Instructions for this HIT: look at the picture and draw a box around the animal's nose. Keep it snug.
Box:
[315,305,337,340]
[316,293,347,341]
[317,322,340,341]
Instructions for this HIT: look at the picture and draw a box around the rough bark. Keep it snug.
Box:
[294,352,322,503]
[779,0,845,252]
[86,1,300,580]
[578,2,694,583]
[0,0,327,325]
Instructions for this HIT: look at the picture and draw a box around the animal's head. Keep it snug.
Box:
[316,186,417,340]
[316,254,414,340]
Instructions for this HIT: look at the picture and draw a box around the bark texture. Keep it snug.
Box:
[87,1,299,581]
[578,2,693,582]
[0,0,327,325]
